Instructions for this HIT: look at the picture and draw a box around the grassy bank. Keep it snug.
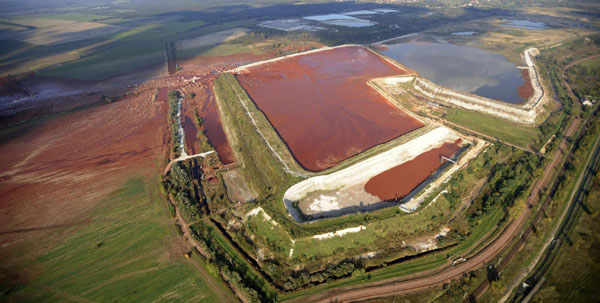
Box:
[444,107,541,148]
[213,73,296,198]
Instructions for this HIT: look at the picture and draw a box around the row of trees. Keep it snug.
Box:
[165,161,208,222]
[467,150,540,226]
[190,222,277,303]
[282,261,358,291]
[167,90,181,157]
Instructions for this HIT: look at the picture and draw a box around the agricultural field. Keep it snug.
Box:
[0,85,232,301]
[0,18,128,45]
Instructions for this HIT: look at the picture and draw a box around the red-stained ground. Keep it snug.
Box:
[236,46,424,171]
[517,69,534,100]
[0,86,167,250]
[364,141,462,201]
[156,87,168,103]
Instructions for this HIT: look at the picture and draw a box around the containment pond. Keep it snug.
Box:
[380,36,530,103]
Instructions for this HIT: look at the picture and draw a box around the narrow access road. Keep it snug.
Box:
[163,150,214,176]
[470,53,597,300]
[294,109,581,303]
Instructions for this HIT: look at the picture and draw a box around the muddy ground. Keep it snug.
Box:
[0,84,167,254]
[0,50,273,258]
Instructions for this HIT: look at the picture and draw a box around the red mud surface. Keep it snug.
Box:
[517,69,534,100]
[364,141,461,201]
[0,86,166,252]
[236,46,424,171]
[156,87,168,103]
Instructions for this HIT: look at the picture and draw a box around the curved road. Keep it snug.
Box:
[294,60,587,303]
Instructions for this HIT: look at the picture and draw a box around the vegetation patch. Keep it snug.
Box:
[443,107,542,148]
[1,178,222,302]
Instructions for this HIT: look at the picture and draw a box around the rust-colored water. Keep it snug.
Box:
[236,46,424,171]
[182,80,235,164]
[203,96,235,164]
[517,69,534,100]
[364,142,461,201]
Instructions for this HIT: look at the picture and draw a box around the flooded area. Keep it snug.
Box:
[182,115,198,154]
[380,35,528,104]
[183,82,235,164]
[518,69,534,100]
[364,141,462,201]
[155,87,168,103]
[501,19,548,30]
[451,31,478,36]
[303,14,376,27]
[203,96,235,164]
[236,45,424,171]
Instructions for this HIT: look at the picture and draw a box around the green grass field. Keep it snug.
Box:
[178,43,262,59]
[579,57,600,69]
[36,20,205,80]
[246,210,294,256]
[280,204,507,301]
[2,177,230,302]
[444,107,541,148]
[37,14,112,22]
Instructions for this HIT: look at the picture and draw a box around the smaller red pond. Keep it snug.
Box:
[182,81,235,164]
[517,69,534,100]
[202,93,235,164]
[364,141,462,201]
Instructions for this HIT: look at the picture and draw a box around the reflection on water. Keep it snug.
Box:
[451,31,478,36]
[381,37,526,104]
[501,19,548,30]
